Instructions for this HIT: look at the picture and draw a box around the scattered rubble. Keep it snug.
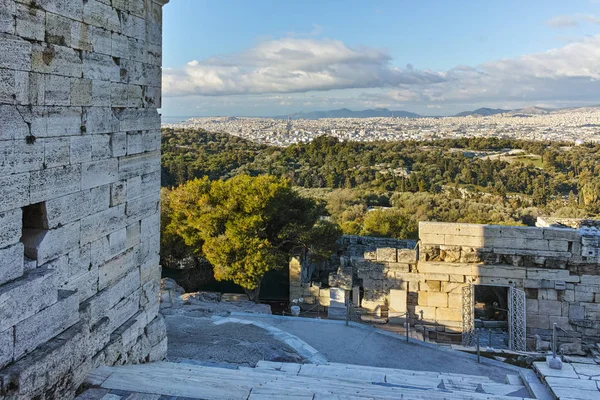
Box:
[159,278,272,317]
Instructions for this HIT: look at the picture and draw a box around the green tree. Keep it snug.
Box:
[166,175,341,302]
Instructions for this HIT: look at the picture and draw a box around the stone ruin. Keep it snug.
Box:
[0,1,169,398]
[292,222,600,349]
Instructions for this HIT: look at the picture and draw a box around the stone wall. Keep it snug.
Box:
[0,1,168,398]
[289,236,417,311]
[415,222,600,345]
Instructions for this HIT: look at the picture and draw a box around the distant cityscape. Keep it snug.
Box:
[162,106,600,146]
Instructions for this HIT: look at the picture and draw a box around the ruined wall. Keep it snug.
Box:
[415,222,600,345]
[0,1,168,398]
[323,223,600,348]
[290,236,417,310]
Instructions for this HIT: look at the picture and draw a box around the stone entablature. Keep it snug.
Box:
[0,1,169,398]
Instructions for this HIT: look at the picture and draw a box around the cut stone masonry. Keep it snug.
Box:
[293,222,600,348]
[0,1,169,398]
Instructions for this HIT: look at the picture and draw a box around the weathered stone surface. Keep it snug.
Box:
[0,172,29,212]
[0,242,24,286]
[0,208,22,248]
[0,1,167,397]
[14,290,79,359]
[81,158,118,189]
[0,268,58,332]
[0,327,13,369]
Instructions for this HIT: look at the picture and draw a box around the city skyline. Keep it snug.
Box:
[161,0,600,117]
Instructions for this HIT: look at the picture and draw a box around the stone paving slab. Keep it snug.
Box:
[534,361,600,400]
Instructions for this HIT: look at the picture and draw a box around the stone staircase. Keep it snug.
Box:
[80,360,535,399]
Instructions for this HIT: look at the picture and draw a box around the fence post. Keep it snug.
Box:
[552,323,557,359]
[406,318,410,343]
[476,328,481,363]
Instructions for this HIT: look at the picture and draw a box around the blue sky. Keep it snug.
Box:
[161,0,600,116]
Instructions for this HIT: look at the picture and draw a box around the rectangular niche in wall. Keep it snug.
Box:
[20,202,49,262]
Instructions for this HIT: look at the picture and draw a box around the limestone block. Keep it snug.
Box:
[435,307,461,322]
[42,137,70,168]
[31,43,83,78]
[70,136,92,163]
[46,106,83,137]
[111,131,127,157]
[538,299,562,316]
[527,268,579,283]
[448,293,462,308]
[539,288,558,301]
[145,315,167,347]
[0,242,24,286]
[81,268,140,325]
[580,275,600,285]
[439,245,461,262]
[22,222,80,265]
[0,208,22,248]
[99,248,134,290]
[449,274,465,283]
[83,52,120,82]
[422,273,449,282]
[45,12,72,48]
[420,280,441,292]
[144,86,161,108]
[122,13,146,41]
[0,0,15,34]
[415,305,436,321]
[84,107,119,134]
[125,192,159,224]
[44,187,108,229]
[111,32,128,58]
[70,78,93,106]
[0,327,13,369]
[81,158,118,190]
[91,79,111,106]
[0,105,29,141]
[106,290,141,334]
[0,67,28,104]
[329,287,346,308]
[527,299,539,313]
[148,337,167,362]
[127,131,144,154]
[118,151,160,180]
[417,261,472,275]
[441,282,463,293]
[0,267,58,332]
[469,276,522,286]
[420,233,445,245]
[29,164,81,203]
[89,26,112,55]
[114,108,160,131]
[574,290,595,302]
[107,227,127,257]
[0,33,31,71]
[80,204,126,245]
[472,264,526,279]
[426,292,448,307]
[143,130,161,153]
[110,180,126,207]
[83,0,122,32]
[563,289,575,302]
[444,234,486,248]
[14,290,79,360]
[527,314,549,330]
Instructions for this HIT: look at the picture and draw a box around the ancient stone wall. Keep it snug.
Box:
[415,222,600,345]
[333,222,600,348]
[0,1,168,398]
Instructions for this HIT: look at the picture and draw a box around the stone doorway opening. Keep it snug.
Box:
[474,285,509,348]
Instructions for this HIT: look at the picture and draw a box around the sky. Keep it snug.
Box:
[161,0,600,117]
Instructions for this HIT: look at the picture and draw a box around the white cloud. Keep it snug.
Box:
[163,37,445,96]
[545,14,600,29]
[163,35,600,114]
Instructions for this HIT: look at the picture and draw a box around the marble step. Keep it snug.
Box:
[87,362,531,400]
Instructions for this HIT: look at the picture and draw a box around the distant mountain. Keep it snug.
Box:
[512,106,552,115]
[455,108,509,117]
[277,108,420,119]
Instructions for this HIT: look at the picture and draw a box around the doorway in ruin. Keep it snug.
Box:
[462,284,526,351]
